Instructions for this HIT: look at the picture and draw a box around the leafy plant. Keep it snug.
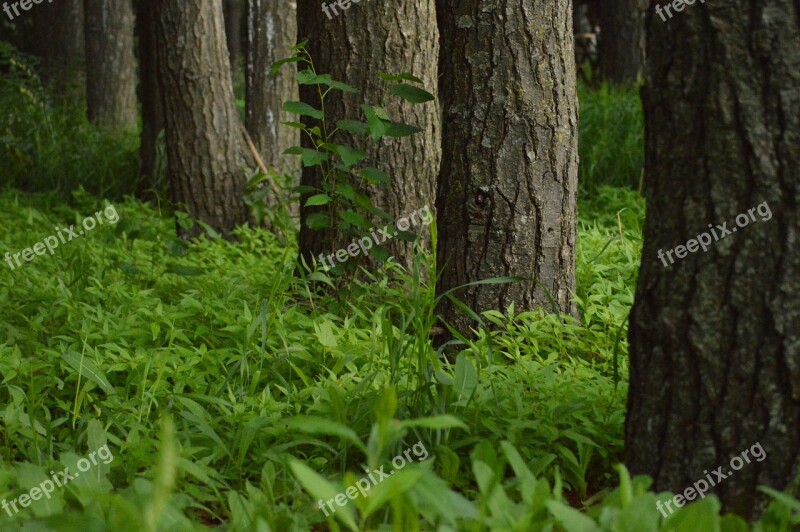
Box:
[272,41,435,267]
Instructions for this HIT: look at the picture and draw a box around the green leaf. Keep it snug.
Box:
[283,146,329,167]
[306,212,330,230]
[386,122,423,137]
[362,469,424,518]
[391,84,435,104]
[453,355,478,405]
[361,105,390,140]
[377,71,425,84]
[282,101,324,119]
[270,56,302,75]
[62,351,116,395]
[165,265,207,276]
[289,459,358,531]
[296,70,358,93]
[281,121,306,129]
[336,119,370,135]
[338,210,369,228]
[362,167,390,185]
[334,145,368,167]
[285,416,366,453]
[305,194,332,207]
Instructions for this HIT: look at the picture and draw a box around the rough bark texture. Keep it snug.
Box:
[224,0,243,69]
[136,0,165,200]
[626,1,800,519]
[154,0,254,238]
[435,0,579,338]
[84,0,138,131]
[595,0,647,84]
[28,0,85,98]
[245,0,300,215]
[296,0,441,268]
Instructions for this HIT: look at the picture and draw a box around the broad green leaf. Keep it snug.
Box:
[398,415,468,431]
[391,84,435,104]
[546,500,600,532]
[305,194,332,207]
[338,210,369,228]
[334,145,368,167]
[377,71,424,84]
[362,167,390,185]
[306,212,330,230]
[336,120,370,135]
[283,146,329,167]
[281,121,306,129]
[282,101,324,119]
[270,56,302,75]
[386,122,423,137]
[362,469,423,518]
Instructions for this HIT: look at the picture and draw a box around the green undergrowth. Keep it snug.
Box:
[1,186,797,530]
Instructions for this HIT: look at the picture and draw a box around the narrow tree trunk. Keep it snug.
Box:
[84,0,138,131]
[224,0,243,70]
[136,0,164,201]
[245,0,300,218]
[626,0,800,519]
[296,0,441,268]
[595,0,647,85]
[154,0,254,238]
[28,0,84,99]
[435,0,579,338]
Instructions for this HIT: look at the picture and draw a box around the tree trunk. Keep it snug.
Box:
[435,0,579,338]
[595,0,647,85]
[136,0,165,201]
[625,1,800,519]
[245,0,300,218]
[154,0,254,238]
[84,0,138,131]
[28,0,84,98]
[224,0,243,70]
[295,0,441,268]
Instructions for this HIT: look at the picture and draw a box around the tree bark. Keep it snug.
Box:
[435,0,579,338]
[295,0,441,268]
[154,0,254,238]
[626,0,800,519]
[595,0,647,85]
[136,0,165,201]
[84,0,138,132]
[245,0,300,217]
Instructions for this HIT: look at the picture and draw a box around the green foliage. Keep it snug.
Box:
[579,81,644,193]
[273,41,435,268]
[0,42,139,199]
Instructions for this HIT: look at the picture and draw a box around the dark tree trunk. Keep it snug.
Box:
[435,0,579,338]
[154,0,254,238]
[84,0,138,131]
[625,0,800,519]
[28,0,84,98]
[224,0,243,70]
[296,0,441,268]
[136,0,165,201]
[245,0,300,218]
[596,0,647,85]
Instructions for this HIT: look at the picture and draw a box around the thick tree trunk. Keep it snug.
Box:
[625,1,800,519]
[154,0,254,238]
[595,0,647,85]
[136,1,165,201]
[245,0,300,217]
[224,0,243,70]
[84,0,138,132]
[435,0,579,338]
[296,0,441,268]
[28,0,84,98]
